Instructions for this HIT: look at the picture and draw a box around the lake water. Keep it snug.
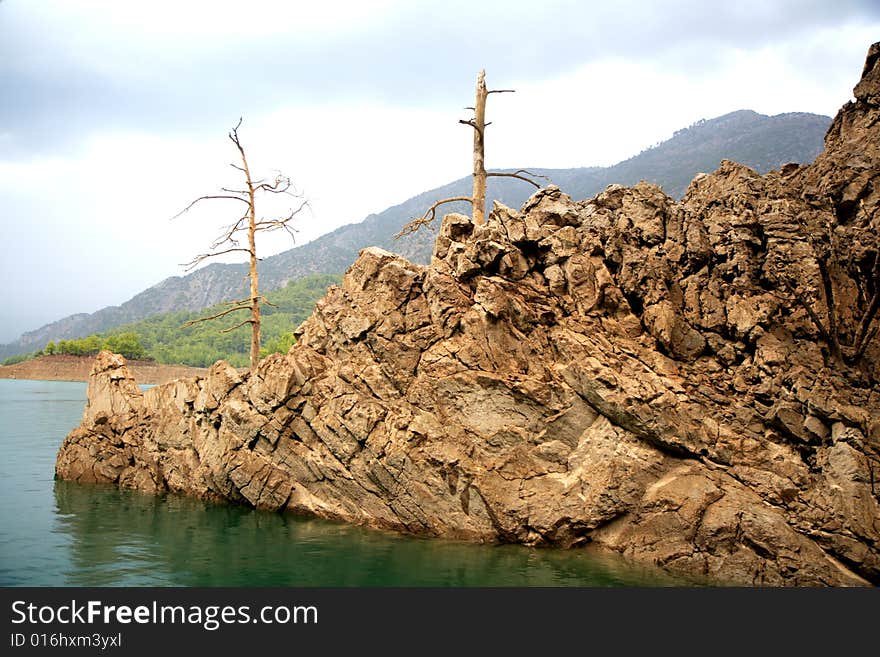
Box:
[0,379,697,586]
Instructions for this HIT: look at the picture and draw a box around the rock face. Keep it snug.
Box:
[56,45,880,586]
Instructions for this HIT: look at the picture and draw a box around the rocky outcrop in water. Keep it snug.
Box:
[56,44,880,586]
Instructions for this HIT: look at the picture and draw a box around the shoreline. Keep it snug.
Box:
[0,354,209,386]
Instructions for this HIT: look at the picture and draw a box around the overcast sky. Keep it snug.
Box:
[1,1,878,342]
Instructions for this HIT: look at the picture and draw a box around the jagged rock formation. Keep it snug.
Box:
[56,45,880,586]
[3,109,829,361]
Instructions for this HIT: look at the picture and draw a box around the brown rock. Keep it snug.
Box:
[81,350,144,424]
[642,301,706,361]
[56,44,880,587]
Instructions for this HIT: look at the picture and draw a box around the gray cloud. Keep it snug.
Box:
[2,0,878,156]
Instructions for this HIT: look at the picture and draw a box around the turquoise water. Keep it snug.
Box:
[0,379,695,586]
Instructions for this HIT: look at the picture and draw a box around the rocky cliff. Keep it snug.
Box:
[56,44,880,586]
[3,109,829,361]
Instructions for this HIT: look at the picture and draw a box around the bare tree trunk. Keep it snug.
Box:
[472,70,488,226]
[233,129,262,371]
[396,71,538,239]
[248,210,261,371]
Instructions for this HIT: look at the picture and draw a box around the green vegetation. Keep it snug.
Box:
[1,274,339,369]
[120,273,339,367]
[55,332,146,359]
[259,331,297,359]
[2,332,145,364]
[2,352,38,366]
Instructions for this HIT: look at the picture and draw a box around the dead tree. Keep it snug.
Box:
[397,70,546,237]
[173,118,307,370]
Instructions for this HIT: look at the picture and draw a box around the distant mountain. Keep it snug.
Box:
[0,109,830,360]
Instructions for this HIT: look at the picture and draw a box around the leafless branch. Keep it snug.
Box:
[209,213,249,250]
[289,197,310,216]
[487,169,549,188]
[254,176,293,194]
[395,196,473,239]
[220,318,254,334]
[254,220,298,239]
[171,194,251,220]
[254,217,299,230]
[181,247,254,271]
[255,199,309,226]
[252,200,308,246]
[182,302,252,327]
[229,117,244,143]
[254,221,298,243]
[487,89,515,94]
[512,168,550,181]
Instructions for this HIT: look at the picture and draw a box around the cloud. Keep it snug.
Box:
[2,0,878,155]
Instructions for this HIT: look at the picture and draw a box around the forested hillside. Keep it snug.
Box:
[4,274,340,368]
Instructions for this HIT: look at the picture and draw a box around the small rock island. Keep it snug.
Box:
[56,44,880,586]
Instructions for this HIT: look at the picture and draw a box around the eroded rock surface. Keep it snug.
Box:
[56,45,880,586]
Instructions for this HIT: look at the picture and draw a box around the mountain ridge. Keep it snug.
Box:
[1,108,830,360]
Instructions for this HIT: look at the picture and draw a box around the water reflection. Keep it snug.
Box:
[53,480,698,587]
